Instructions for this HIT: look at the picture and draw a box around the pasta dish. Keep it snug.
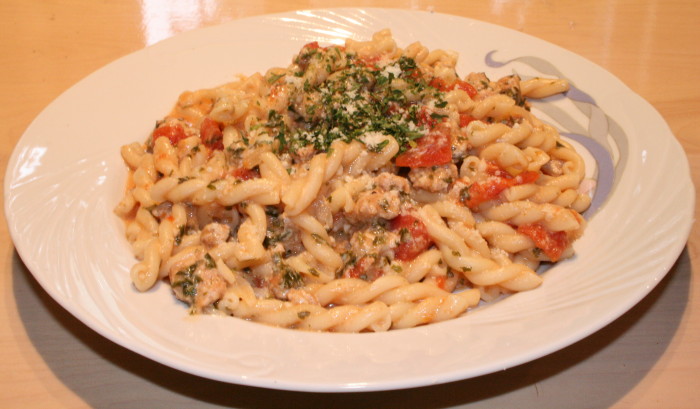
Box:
[116,30,591,332]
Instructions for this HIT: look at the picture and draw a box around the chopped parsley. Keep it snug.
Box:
[204,253,216,269]
[271,252,305,289]
[281,269,304,289]
[263,48,450,156]
[267,72,286,84]
[459,186,471,203]
[171,264,199,297]
[174,225,186,246]
[310,233,327,245]
[398,227,411,243]
[501,85,526,107]
[367,139,390,153]
[264,216,290,248]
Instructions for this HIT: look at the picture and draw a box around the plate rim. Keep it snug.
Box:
[4,7,695,392]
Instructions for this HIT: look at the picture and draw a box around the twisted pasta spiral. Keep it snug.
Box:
[116,29,592,332]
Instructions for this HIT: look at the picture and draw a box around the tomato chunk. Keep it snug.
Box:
[200,117,224,150]
[433,275,447,290]
[517,223,569,262]
[461,162,540,209]
[230,167,259,181]
[415,105,449,130]
[515,171,540,184]
[429,77,450,91]
[460,177,511,209]
[152,124,187,146]
[459,113,477,128]
[344,255,376,280]
[391,214,433,261]
[429,78,478,98]
[358,53,382,69]
[395,125,452,168]
[453,79,478,98]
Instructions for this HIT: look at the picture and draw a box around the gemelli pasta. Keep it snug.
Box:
[116,30,591,332]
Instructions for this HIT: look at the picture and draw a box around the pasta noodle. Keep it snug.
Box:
[116,29,592,332]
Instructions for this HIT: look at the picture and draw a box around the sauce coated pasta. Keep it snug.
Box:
[116,30,591,332]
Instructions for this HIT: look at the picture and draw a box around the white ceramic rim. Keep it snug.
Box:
[4,8,694,392]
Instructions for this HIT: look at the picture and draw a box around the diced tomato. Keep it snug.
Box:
[484,161,539,184]
[344,256,384,281]
[252,275,266,288]
[459,113,477,128]
[460,177,511,209]
[461,162,540,209]
[359,54,382,69]
[391,214,434,261]
[200,117,224,150]
[517,223,569,262]
[515,171,540,184]
[395,125,452,168]
[269,83,284,98]
[429,77,450,91]
[484,161,509,178]
[303,41,320,50]
[152,124,187,146]
[344,256,374,279]
[429,78,478,98]
[417,108,435,129]
[453,79,478,98]
[433,275,447,290]
[230,167,259,181]
[486,162,540,182]
[416,105,445,130]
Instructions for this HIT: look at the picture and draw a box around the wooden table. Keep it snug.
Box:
[1,1,698,407]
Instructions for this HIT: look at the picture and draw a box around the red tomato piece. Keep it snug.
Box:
[429,78,478,98]
[230,167,259,181]
[152,124,187,146]
[359,54,382,69]
[391,214,434,261]
[461,162,540,209]
[459,113,477,128]
[461,177,511,209]
[395,125,452,168]
[485,161,539,184]
[484,161,510,178]
[416,106,439,129]
[269,83,284,98]
[344,256,375,279]
[517,223,569,262]
[433,275,447,290]
[515,171,540,185]
[453,79,478,98]
[429,77,449,91]
[200,117,224,150]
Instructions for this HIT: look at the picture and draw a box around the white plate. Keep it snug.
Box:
[5,8,694,392]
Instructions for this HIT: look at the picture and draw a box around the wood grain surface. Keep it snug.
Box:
[1,1,698,407]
